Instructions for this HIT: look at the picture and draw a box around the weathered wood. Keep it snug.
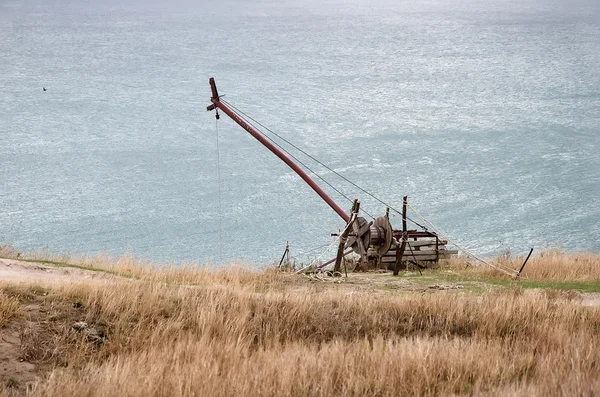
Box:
[317,249,352,270]
[393,196,408,276]
[406,242,423,275]
[391,239,448,248]
[516,248,534,277]
[397,231,439,239]
[347,216,370,258]
[382,249,458,257]
[334,200,359,275]
[382,254,454,263]
[388,242,448,251]
[384,250,449,257]
[277,241,289,269]
[369,246,456,256]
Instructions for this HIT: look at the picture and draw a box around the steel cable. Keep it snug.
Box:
[215,118,223,263]
[406,203,518,275]
[219,101,376,219]
[221,99,426,227]
[216,99,517,276]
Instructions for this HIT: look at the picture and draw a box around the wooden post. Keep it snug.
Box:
[516,248,534,277]
[333,200,359,275]
[393,196,408,276]
[402,195,407,233]
[278,241,289,269]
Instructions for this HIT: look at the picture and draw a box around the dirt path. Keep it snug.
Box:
[0,317,37,394]
[0,257,114,286]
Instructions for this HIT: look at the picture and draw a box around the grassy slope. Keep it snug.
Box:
[0,250,599,396]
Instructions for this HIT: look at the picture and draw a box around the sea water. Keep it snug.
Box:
[1,0,599,265]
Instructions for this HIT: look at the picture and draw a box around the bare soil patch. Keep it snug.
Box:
[0,258,123,396]
[0,327,36,395]
[0,258,113,286]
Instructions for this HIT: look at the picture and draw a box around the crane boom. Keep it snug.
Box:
[207,77,351,222]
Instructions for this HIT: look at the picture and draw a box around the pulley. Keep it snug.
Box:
[345,215,393,257]
[370,216,393,256]
[346,216,370,256]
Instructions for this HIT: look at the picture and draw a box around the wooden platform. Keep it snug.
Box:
[368,239,458,264]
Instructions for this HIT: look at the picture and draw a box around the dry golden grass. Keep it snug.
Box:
[447,249,600,282]
[1,248,600,396]
[0,244,285,286]
[35,334,600,397]
[0,291,21,326]
[4,244,600,283]
[4,243,600,282]
[0,272,597,396]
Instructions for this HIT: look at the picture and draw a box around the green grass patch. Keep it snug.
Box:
[411,271,600,293]
[364,270,600,294]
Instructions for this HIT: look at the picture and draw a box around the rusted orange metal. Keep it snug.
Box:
[207,78,351,223]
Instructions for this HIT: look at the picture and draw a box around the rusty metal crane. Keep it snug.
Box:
[206,78,449,275]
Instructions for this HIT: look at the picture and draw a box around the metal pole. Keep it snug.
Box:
[207,78,350,223]
[516,248,534,277]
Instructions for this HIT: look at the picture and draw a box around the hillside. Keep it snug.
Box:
[1,250,599,396]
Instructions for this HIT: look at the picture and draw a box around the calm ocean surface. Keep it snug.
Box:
[1,0,599,265]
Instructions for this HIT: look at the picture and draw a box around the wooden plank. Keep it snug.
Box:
[390,239,448,248]
[368,242,457,258]
[370,248,451,256]
[393,196,408,276]
[384,248,445,255]
[382,249,458,257]
[403,231,438,238]
[334,209,357,274]
[409,242,443,248]
[385,250,439,256]
[389,244,442,251]
[381,254,453,263]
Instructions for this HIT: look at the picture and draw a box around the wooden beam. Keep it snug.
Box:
[393,196,408,276]
[333,200,359,275]
[389,240,449,248]
[382,254,454,263]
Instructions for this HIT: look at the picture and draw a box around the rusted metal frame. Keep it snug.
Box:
[207,78,350,223]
